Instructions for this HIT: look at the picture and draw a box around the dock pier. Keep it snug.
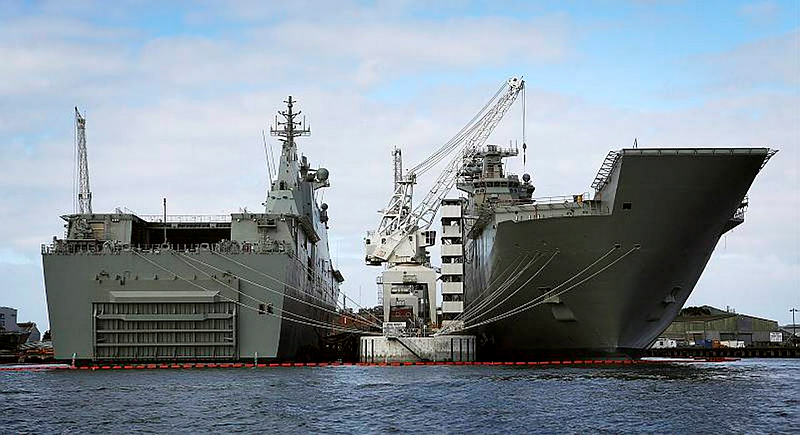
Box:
[360,335,476,363]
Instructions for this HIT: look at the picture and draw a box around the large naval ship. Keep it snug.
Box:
[42,98,344,362]
[455,145,775,359]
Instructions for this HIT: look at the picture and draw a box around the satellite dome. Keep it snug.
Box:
[522,173,531,183]
[321,203,328,210]
[316,168,329,182]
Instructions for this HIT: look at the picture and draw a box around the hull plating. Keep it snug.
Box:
[42,251,337,361]
[464,150,769,359]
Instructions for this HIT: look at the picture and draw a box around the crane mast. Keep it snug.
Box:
[365,77,525,266]
[393,147,403,188]
[75,107,92,214]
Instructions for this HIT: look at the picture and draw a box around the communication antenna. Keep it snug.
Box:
[522,82,527,169]
[163,198,167,244]
[75,107,93,214]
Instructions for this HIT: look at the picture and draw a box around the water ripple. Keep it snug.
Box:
[1,359,798,434]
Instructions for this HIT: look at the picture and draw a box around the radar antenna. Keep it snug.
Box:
[270,96,311,145]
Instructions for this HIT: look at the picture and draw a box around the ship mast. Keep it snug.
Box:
[270,96,310,182]
[264,96,324,217]
[75,107,92,214]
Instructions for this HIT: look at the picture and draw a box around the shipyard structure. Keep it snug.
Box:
[43,100,349,363]
[362,77,776,361]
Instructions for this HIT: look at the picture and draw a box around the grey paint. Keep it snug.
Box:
[42,98,341,362]
[463,148,771,358]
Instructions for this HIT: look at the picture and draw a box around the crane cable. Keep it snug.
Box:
[409,80,508,176]
[522,84,527,169]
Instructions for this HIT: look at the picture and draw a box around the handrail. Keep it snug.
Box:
[137,214,232,223]
[42,240,292,256]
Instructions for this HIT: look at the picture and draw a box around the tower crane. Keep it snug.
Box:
[365,77,525,327]
[75,107,93,214]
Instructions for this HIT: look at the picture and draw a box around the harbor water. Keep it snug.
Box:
[1,359,798,433]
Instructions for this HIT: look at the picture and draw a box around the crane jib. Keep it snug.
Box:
[365,77,525,265]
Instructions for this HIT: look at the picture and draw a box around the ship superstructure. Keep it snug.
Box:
[42,98,350,362]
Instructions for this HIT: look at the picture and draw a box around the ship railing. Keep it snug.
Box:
[137,214,232,223]
[42,240,294,256]
[532,193,592,205]
[491,193,609,219]
[488,193,593,208]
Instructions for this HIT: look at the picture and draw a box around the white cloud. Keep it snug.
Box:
[702,30,799,89]
[0,248,35,265]
[257,15,571,87]
[738,1,780,24]
[0,3,797,331]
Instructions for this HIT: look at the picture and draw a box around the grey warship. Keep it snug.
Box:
[42,98,344,362]
[456,145,775,359]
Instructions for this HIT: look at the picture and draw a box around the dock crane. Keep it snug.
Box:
[365,77,525,328]
[75,107,92,214]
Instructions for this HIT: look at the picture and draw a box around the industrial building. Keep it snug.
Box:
[659,305,780,347]
[0,306,19,332]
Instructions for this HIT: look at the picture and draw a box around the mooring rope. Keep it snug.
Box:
[458,244,617,328]
[131,250,374,334]
[215,249,382,327]
[176,253,380,329]
[448,251,546,330]
[179,252,382,329]
[437,251,552,336]
[285,250,383,325]
[463,245,640,331]
[452,251,538,322]
[459,249,560,325]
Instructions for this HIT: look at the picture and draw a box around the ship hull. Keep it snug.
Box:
[42,250,337,362]
[464,149,769,360]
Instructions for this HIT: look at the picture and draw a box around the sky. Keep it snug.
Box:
[0,0,798,330]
